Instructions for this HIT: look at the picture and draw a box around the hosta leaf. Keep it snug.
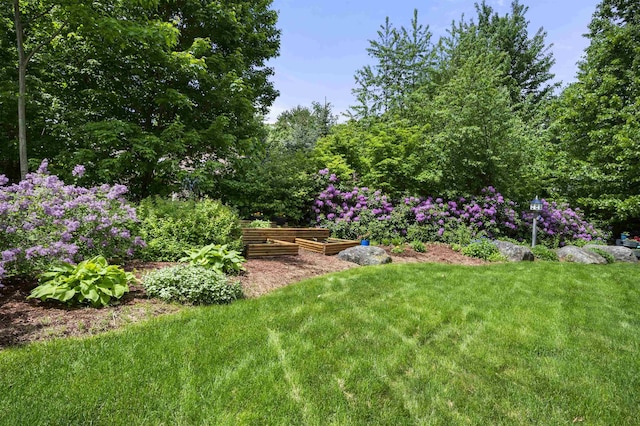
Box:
[113,283,129,298]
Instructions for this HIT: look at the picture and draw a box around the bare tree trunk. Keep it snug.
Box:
[14,0,28,179]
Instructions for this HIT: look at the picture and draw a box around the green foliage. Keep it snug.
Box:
[588,247,615,264]
[550,0,640,227]
[270,101,337,151]
[247,220,272,228]
[2,1,281,198]
[391,244,406,254]
[472,0,558,109]
[142,265,242,305]
[179,244,246,275]
[487,252,508,262]
[351,9,435,118]
[531,245,559,262]
[136,197,242,261]
[27,256,135,308]
[410,240,427,253]
[461,239,499,261]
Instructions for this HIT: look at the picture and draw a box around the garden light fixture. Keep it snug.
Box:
[529,196,543,247]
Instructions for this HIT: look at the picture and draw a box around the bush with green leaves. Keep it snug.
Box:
[587,247,615,264]
[179,244,246,274]
[391,244,406,254]
[247,220,272,228]
[531,245,559,262]
[28,256,135,307]
[142,265,243,305]
[461,239,500,261]
[410,241,427,253]
[136,197,242,261]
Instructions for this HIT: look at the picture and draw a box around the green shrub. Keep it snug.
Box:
[410,241,427,253]
[179,244,246,274]
[531,245,559,262]
[391,244,406,254]
[28,256,135,307]
[136,197,242,261]
[461,239,499,261]
[487,252,508,262]
[247,220,272,228]
[391,237,405,246]
[142,265,243,305]
[588,247,615,264]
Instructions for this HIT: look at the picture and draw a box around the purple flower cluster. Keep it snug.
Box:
[0,161,145,284]
[521,199,607,245]
[311,171,607,245]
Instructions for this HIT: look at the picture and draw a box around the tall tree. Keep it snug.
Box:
[2,1,281,198]
[269,100,336,152]
[350,9,434,119]
[551,0,640,226]
[474,1,558,108]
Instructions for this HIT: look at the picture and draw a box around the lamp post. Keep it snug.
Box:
[529,196,543,247]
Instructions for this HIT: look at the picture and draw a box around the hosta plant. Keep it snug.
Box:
[179,244,246,274]
[28,256,136,307]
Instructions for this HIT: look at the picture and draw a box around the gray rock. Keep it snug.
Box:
[556,245,607,264]
[337,246,392,266]
[583,244,638,263]
[492,240,534,262]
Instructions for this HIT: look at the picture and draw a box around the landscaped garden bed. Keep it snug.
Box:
[295,237,360,255]
[241,227,330,244]
[245,239,299,258]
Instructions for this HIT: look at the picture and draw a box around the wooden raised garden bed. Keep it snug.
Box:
[295,238,360,256]
[245,239,299,258]
[242,228,330,244]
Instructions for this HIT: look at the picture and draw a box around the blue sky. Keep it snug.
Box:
[265,0,601,122]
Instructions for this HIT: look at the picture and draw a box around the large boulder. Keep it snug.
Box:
[337,246,392,266]
[583,244,638,263]
[493,240,534,262]
[556,246,607,264]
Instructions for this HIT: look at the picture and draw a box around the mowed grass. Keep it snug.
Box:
[1,262,639,425]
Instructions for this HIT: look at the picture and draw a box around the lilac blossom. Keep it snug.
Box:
[0,160,145,283]
[72,164,86,177]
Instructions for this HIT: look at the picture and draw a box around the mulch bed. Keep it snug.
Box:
[0,244,483,350]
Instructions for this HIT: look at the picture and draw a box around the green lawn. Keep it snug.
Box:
[1,262,639,425]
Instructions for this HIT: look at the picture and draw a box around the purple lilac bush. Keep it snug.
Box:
[0,160,145,285]
[312,171,607,246]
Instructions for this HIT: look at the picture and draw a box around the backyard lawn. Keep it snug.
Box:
[1,262,638,425]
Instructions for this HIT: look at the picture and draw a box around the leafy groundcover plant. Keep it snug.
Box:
[28,255,136,307]
[179,244,246,274]
[461,239,506,262]
[531,245,559,261]
[143,265,243,305]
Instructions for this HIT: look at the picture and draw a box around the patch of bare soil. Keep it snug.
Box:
[0,245,482,350]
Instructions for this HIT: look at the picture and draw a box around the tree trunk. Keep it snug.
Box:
[14,0,28,179]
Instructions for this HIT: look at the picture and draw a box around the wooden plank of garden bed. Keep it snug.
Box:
[242,228,330,244]
[245,239,299,258]
[295,238,360,255]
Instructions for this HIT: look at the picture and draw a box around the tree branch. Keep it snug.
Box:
[25,21,68,64]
